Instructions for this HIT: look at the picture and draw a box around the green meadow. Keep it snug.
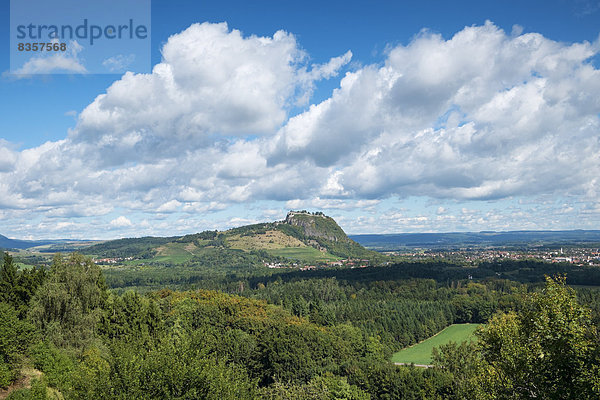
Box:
[267,246,341,263]
[392,323,481,365]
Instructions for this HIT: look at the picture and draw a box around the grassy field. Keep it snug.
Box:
[267,247,341,263]
[391,323,481,365]
[152,243,195,263]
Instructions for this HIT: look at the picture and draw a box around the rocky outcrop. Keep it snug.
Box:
[284,211,348,242]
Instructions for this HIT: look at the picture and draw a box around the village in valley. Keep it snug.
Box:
[264,258,371,271]
[386,247,600,266]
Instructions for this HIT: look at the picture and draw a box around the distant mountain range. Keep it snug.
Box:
[349,230,600,250]
[0,234,94,251]
[0,234,54,250]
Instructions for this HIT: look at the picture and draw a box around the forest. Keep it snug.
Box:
[1,251,599,399]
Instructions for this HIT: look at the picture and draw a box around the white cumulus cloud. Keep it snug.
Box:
[0,21,599,237]
[110,216,133,227]
[269,21,600,201]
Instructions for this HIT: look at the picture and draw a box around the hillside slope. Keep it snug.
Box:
[278,211,378,259]
[82,211,379,266]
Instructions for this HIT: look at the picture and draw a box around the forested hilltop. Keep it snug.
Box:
[1,214,600,398]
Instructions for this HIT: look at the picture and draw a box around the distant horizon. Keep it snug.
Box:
[4,227,600,243]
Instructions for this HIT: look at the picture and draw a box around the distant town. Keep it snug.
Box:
[385,247,600,266]
[263,258,371,271]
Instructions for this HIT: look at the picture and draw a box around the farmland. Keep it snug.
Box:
[267,246,341,263]
[391,323,481,365]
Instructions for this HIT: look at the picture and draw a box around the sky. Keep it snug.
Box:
[0,0,599,239]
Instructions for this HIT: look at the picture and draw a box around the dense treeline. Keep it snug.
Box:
[81,236,178,258]
[0,253,46,317]
[0,253,46,388]
[478,259,600,285]
[100,257,525,292]
[242,258,600,286]
[105,268,526,352]
[243,277,524,351]
[102,247,278,292]
[103,256,596,353]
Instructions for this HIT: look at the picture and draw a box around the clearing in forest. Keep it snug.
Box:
[391,323,481,365]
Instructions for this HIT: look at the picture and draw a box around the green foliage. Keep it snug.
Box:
[348,362,454,400]
[5,237,600,400]
[30,341,76,391]
[176,230,218,243]
[275,223,306,242]
[473,275,600,399]
[285,212,349,242]
[0,359,13,389]
[63,287,379,399]
[311,373,371,400]
[260,373,371,400]
[431,340,481,398]
[478,259,600,285]
[23,286,387,399]
[248,277,460,350]
[28,253,107,349]
[185,247,267,271]
[99,291,163,342]
[435,276,600,399]
[259,380,332,400]
[5,378,50,400]
[0,253,18,300]
[0,303,36,388]
[81,236,177,258]
[280,213,379,260]
[0,253,46,317]
[84,214,380,277]
[68,345,113,399]
[93,337,257,399]
[154,289,370,386]
[226,223,272,237]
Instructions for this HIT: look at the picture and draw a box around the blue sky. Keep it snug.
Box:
[0,0,599,239]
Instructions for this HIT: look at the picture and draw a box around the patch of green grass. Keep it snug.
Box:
[267,247,341,263]
[391,323,481,365]
[151,243,195,264]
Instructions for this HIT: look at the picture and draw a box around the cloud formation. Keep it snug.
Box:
[1,21,599,237]
[271,22,600,201]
